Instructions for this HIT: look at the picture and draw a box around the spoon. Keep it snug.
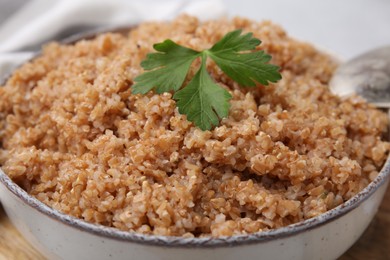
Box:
[329,45,390,109]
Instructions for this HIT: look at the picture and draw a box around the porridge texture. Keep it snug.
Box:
[0,15,389,237]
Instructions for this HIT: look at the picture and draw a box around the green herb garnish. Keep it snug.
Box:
[133,29,282,130]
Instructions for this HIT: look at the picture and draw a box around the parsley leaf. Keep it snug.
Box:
[174,53,232,131]
[207,30,282,86]
[133,29,282,130]
[132,40,200,94]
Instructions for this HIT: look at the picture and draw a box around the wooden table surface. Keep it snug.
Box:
[1,185,389,260]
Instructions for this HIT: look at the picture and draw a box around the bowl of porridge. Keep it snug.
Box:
[0,15,389,260]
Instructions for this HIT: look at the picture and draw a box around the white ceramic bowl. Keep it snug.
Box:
[0,28,389,260]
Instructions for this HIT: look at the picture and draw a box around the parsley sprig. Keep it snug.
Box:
[133,29,281,130]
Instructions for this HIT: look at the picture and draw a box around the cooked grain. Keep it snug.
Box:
[0,15,389,237]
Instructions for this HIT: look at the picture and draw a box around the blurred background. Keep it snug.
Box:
[0,0,389,59]
[226,0,390,59]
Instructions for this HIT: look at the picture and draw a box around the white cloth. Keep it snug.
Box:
[0,0,226,80]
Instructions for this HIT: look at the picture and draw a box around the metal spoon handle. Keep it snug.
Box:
[330,46,390,109]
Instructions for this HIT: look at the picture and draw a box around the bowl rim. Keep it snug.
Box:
[0,25,390,248]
